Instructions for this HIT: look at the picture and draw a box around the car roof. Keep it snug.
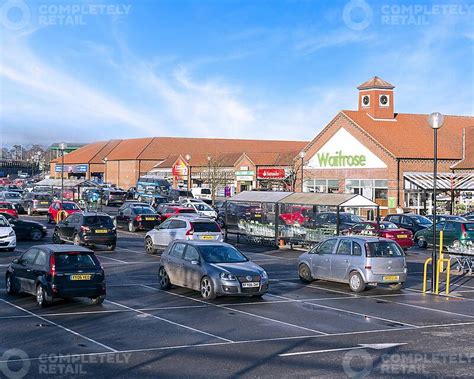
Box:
[30,244,93,253]
[81,212,111,217]
[175,240,231,247]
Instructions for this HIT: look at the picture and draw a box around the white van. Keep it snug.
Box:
[191,188,212,200]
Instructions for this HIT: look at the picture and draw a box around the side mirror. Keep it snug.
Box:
[190,260,200,265]
[12,258,19,264]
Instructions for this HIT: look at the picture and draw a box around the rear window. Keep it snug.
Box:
[192,222,220,233]
[35,194,51,201]
[366,241,403,257]
[132,206,155,215]
[200,189,211,195]
[178,209,197,214]
[6,193,20,198]
[63,203,80,210]
[179,191,192,197]
[465,223,474,231]
[83,216,114,227]
[54,252,100,270]
[0,204,11,209]
[110,191,124,196]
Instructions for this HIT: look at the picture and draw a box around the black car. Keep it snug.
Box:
[383,213,432,234]
[5,244,106,307]
[115,203,161,232]
[52,212,117,250]
[101,189,127,206]
[310,212,363,231]
[0,212,47,241]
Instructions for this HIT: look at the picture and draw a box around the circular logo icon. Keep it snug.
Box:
[0,348,31,379]
[246,275,252,282]
[342,0,373,31]
[342,349,373,378]
[0,0,31,30]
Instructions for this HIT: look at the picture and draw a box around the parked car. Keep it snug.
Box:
[0,212,47,241]
[155,203,197,222]
[383,214,432,235]
[167,188,194,202]
[414,220,474,248]
[0,202,18,218]
[47,200,82,224]
[346,221,414,250]
[157,241,269,299]
[298,236,407,292]
[144,216,223,254]
[310,212,363,232]
[216,203,263,228]
[115,203,161,232]
[21,192,53,215]
[5,245,106,307]
[0,191,24,213]
[181,202,217,219]
[52,212,116,251]
[426,214,467,223]
[191,187,212,200]
[0,215,16,251]
[101,188,127,206]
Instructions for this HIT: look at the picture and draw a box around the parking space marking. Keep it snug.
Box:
[0,298,118,353]
[94,255,129,264]
[141,285,328,336]
[105,299,234,343]
[115,247,156,256]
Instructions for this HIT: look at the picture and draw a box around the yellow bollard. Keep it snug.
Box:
[435,258,452,295]
[422,257,433,293]
[439,230,444,273]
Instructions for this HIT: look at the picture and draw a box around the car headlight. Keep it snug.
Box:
[42,226,47,230]
[261,270,268,279]
[8,230,14,237]
[219,272,236,281]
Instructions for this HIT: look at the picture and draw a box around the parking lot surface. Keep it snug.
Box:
[1,215,474,378]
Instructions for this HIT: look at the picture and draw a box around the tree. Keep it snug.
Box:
[205,155,234,203]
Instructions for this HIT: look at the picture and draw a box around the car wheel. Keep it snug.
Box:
[106,243,116,251]
[145,237,157,254]
[36,285,49,308]
[52,231,63,244]
[298,263,312,283]
[348,271,366,293]
[73,234,81,246]
[128,221,136,233]
[417,238,427,249]
[30,228,43,241]
[158,266,172,290]
[389,283,403,291]
[90,295,105,305]
[200,276,216,300]
[6,274,18,295]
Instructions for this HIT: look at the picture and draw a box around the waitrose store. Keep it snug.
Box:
[301,77,474,216]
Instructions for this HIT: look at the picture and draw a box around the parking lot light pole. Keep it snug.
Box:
[299,151,306,192]
[428,112,445,292]
[185,154,191,191]
[59,142,67,210]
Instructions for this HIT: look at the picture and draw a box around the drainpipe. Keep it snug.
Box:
[396,158,401,208]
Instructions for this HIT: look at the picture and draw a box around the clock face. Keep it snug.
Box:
[380,95,389,105]
[362,95,370,106]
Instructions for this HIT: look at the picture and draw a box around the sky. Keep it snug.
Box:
[0,0,473,146]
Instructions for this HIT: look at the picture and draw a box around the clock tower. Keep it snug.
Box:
[357,76,395,120]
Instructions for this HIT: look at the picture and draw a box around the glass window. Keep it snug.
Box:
[158,220,172,229]
[389,215,401,224]
[169,220,187,229]
[169,243,186,258]
[183,246,200,262]
[317,239,337,254]
[374,180,388,187]
[54,252,99,270]
[34,250,48,267]
[352,223,367,232]
[435,222,445,231]
[337,240,352,255]
[465,223,474,231]
[366,241,403,257]
[353,242,362,256]
[22,249,38,265]
[444,222,456,232]
[199,245,247,263]
[84,216,113,227]
[192,222,220,233]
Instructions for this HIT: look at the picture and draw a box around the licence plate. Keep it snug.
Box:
[70,274,92,281]
[145,217,155,221]
[95,229,107,234]
[397,235,407,239]
[40,202,48,205]
[383,275,399,281]
[200,235,215,240]
[242,282,260,288]
[254,214,261,218]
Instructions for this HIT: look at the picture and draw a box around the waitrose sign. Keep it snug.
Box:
[307,128,387,169]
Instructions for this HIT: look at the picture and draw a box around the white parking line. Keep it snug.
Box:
[105,299,234,343]
[141,284,328,335]
[0,298,118,352]
[115,247,155,256]
[94,255,129,264]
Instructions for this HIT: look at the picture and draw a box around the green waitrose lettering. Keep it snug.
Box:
[317,151,367,167]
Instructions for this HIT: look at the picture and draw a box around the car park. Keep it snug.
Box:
[21,192,52,215]
[346,221,414,250]
[0,214,16,251]
[157,241,269,299]
[298,236,407,292]
[144,216,223,253]
[5,245,106,307]
[52,212,117,250]
[0,201,18,218]
[414,220,474,248]
[155,203,197,222]
[101,188,127,206]
[115,203,161,232]
[0,191,25,213]
[0,212,47,241]
[182,201,218,219]
[383,213,432,235]
[47,200,82,223]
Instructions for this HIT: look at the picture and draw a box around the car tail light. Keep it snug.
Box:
[50,255,56,277]
[33,200,38,205]
[461,224,467,238]
[136,215,142,222]
[186,224,195,236]
[81,225,91,233]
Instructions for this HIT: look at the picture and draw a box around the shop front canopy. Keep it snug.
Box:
[404,172,474,191]
[229,191,292,203]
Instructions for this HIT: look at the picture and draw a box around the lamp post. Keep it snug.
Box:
[185,154,191,191]
[299,151,306,192]
[103,157,108,184]
[59,142,67,209]
[428,112,445,292]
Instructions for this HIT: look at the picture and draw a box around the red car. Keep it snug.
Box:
[156,204,197,222]
[279,205,312,226]
[347,221,414,250]
[0,202,18,218]
[47,200,82,223]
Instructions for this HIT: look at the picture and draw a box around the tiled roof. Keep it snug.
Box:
[451,126,474,170]
[342,110,474,159]
[106,138,155,160]
[357,76,395,90]
[245,151,300,166]
[51,141,110,164]
[90,140,122,164]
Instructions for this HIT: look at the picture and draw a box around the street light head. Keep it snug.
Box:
[428,112,445,130]
[59,142,67,151]
[299,151,306,159]
[185,154,191,161]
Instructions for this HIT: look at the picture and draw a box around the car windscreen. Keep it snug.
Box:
[192,222,220,233]
[63,203,80,210]
[465,223,474,231]
[341,214,362,223]
[54,252,100,271]
[0,217,9,227]
[6,192,20,199]
[379,222,398,229]
[199,245,248,263]
[195,203,213,212]
[132,206,155,215]
[366,241,404,257]
[83,216,114,228]
[412,215,432,225]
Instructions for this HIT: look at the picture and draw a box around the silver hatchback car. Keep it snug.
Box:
[298,236,407,292]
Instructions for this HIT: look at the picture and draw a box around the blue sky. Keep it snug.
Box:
[0,0,473,145]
